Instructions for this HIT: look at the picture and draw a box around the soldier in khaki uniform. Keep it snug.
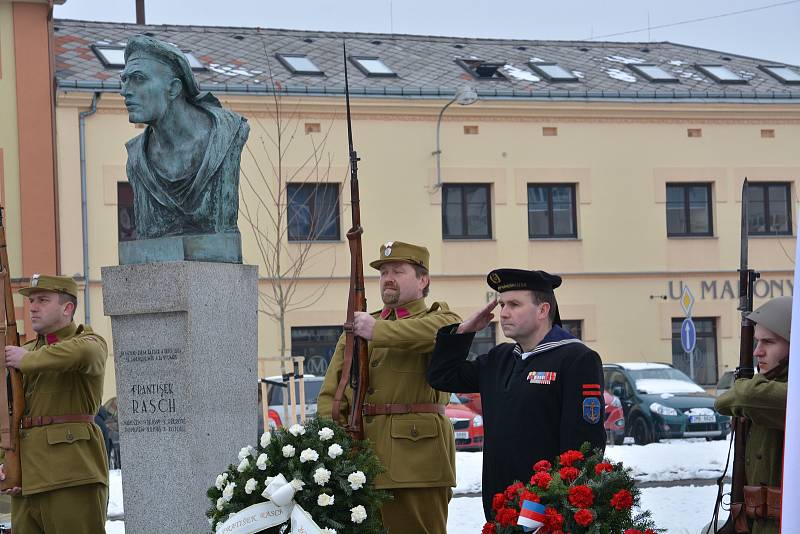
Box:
[715,296,790,534]
[318,241,461,534]
[1,275,108,533]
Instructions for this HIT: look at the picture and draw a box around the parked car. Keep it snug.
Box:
[603,363,731,445]
[446,393,484,451]
[603,390,626,445]
[715,370,735,396]
[259,374,324,430]
[455,392,482,415]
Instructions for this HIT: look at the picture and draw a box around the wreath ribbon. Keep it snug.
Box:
[217,474,323,534]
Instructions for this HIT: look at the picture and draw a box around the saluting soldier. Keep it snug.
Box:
[427,269,606,521]
[1,275,108,533]
[317,241,461,534]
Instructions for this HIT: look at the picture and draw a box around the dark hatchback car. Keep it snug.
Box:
[603,363,731,445]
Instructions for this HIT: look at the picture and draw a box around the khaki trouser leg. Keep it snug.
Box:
[13,483,107,534]
[381,486,452,534]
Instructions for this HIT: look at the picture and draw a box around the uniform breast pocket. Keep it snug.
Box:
[389,416,443,483]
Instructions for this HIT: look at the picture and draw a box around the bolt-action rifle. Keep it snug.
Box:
[713,179,759,533]
[331,42,370,440]
[0,207,24,491]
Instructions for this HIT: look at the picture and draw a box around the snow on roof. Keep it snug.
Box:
[635,378,705,395]
[502,64,540,82]
[618,362,670,370]
[605,55,646,64]
[606,68,637,82]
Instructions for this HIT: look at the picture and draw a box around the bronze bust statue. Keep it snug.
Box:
[119,35,249,261]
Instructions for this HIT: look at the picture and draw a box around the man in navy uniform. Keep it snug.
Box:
[427,268,605,521]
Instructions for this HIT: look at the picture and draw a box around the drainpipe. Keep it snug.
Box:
[79,92,99,325]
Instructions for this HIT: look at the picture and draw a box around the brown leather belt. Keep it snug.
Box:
[362,403,445,416]
[21,414,95,429]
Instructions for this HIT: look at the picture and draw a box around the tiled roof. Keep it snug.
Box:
[54,19,800,101]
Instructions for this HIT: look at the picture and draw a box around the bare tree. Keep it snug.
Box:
[238,75,342,421]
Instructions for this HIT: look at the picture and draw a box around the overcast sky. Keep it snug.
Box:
[54,0,800,66]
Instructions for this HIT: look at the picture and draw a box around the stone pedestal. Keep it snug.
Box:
[102,261,257,534]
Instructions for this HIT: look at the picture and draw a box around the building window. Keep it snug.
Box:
[528,184,577,238]
[349,57,397,77]
[747,182,792,236]
[456,59,507,80]
[117,182,136,242]
[276,54,323,75]
[528,62,578,82]
[666,183,713,237]
[562,319,583,340]
[467,323,496,361]
[290,326,343,376]
[442,184,492,239]
[287,183,340,241]
[671,317,718,385]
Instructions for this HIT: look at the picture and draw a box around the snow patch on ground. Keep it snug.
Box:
[606,68,637,82]
[108,470,124,518]
[572,70,584,78]
[106,521,125,534]
[669,60,686,66]
[605,439,729,482]
[455,452,483,494]
[639,484,729,534]
[502,64,540,82]
[606,55,646,64]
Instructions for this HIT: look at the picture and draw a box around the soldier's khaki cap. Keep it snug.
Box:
[747,296,792,342]
[18,274,78,299]
[369,241,429,270]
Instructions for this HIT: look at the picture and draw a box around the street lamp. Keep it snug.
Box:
[433,86,479,189]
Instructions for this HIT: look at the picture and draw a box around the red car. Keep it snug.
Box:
[604,390,625,445]
[446,393,484,451]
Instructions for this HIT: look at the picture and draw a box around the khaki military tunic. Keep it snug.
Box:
[318,298,461,533]
[10,322,109,533]
[715,363,787,534]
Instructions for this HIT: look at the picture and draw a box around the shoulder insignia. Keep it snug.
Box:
[429,301,449,312]
[582,397,602,424]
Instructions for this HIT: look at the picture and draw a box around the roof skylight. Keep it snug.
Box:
[528,62,578,82]
[695,65,746,84]
[457,59,507,80]
[629,64,678,82]
[276,54,323,75]
[92,44,205,70]
[759,65,800,84]
[350,56,396,77]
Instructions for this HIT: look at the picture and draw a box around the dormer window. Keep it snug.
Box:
[276,54,323,75]
[695,65,747,84]
[528,62,578,82]
[759,65,800,84]
[350,56,397,77]
[629,64,678,82]
[457,59,507,80]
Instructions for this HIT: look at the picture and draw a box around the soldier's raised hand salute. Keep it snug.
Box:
[456,299,497,334]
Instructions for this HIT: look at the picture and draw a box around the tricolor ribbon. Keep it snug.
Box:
[216,474,323,534]
[517,499,545,533]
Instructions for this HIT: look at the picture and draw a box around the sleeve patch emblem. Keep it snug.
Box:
[582,397,602,424]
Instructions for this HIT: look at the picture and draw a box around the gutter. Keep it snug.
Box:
[78,92,99,325]
[56,80,800,103]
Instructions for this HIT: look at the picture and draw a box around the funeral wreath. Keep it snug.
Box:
[207,417,389,533]
[483,442,659,534]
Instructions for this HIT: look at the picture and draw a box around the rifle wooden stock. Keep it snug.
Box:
[0,208,23,491]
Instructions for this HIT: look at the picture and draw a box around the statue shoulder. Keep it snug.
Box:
[125,130,147,153]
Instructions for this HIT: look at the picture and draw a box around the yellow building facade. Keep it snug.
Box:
[56,91,798,400]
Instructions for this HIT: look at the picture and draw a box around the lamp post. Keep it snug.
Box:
[433,86,478,189]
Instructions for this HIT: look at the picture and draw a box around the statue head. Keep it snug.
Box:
[120,35,201,124]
